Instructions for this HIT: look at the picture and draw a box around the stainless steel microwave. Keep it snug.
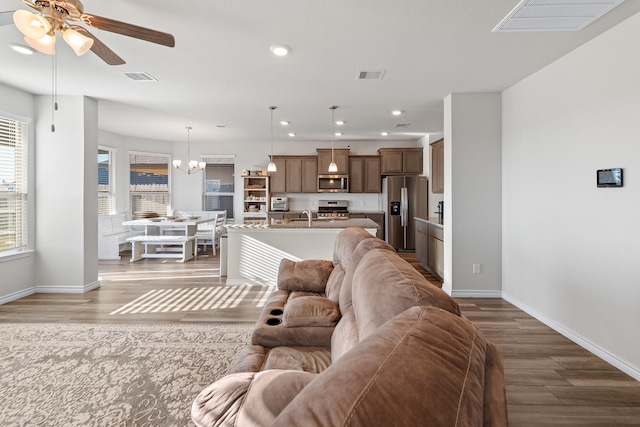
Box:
[318,175,348,193]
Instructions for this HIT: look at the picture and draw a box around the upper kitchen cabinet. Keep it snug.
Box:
[430,139,444,194]
[378,148,423,175]
[269,156,317,193]
[317,148,349,175]
[349,156,381,193]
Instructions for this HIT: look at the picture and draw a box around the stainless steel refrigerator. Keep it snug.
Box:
[382,176,428,250]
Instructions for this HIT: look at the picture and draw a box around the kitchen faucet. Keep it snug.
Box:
[302,210,312,227]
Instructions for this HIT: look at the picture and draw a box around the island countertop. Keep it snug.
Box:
[415,216,444,229]
[227,218,380,230]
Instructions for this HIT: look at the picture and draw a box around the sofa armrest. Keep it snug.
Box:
[278,259,334,292]
[191,370,316,427]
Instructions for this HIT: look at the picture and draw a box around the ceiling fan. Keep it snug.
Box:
[0,0,175,65]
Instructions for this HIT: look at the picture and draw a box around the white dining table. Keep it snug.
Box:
[122,217,217,236]
[122,217,218,262]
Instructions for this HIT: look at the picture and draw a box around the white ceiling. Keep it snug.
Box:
[0,0,639,146]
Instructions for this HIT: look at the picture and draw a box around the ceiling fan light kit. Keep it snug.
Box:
[8,0,175,65]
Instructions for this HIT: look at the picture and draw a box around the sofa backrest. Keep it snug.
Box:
[325,227,395,310]
[331,248,461,362]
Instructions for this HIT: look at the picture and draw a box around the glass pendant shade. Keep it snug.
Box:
[24,34,55,55]
[328,161,338,172]
[268,106,277,172]
[62,28,94,56]
[14,10,51,39]
[267,160,277,172]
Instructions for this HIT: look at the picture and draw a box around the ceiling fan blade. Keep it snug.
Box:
[73,26,126,66]
[0,11,15,26]
[20,0,41,12]
[80,14,175,48]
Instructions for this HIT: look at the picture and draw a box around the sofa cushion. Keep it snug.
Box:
[332,227,374,266]
[324,263,344,303]
[192,370,316,427]
[283,296,340,327]
[272,306,496,427]
[352,249,461,342]
[262,347,332,373]
[278,259,334,293]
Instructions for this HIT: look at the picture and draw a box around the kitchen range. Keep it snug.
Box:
[317,200,349,220]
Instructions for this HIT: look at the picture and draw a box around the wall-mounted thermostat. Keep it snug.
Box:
[597,168,623,187]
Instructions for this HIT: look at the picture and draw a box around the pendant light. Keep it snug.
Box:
[267,106,277,172]
[328,105,338,172]
[173,126,205,174]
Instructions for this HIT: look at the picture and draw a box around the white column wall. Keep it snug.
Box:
[444,93,502,296]
[502,12,640,378]
[35,96,99,292]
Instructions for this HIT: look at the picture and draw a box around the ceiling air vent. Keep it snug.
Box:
[493,0,627,32]
[356,69,386,80]
[122,72,158,82]
[215,124,229,128]
[394,123,410,128]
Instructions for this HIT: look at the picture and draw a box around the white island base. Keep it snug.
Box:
[225,220,378,286]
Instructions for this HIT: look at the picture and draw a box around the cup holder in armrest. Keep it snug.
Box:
[265,317,282,326]
[269,309,284,316]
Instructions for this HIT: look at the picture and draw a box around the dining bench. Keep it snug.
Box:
[98,213,144,260]
[127,235,197,263]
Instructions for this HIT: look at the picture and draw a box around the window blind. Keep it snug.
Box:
[98,148,114,215]
[129,152,170,219]
[202,156,235,220]
[0,117,28,252]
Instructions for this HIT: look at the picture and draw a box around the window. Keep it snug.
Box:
[98,147,114,215]
[129,152,170,219]
[0,117,28,253]
[202,155,235,220]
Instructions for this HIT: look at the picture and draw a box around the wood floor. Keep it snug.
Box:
[1,249,639,426]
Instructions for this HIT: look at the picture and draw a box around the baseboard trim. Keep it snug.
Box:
[35,281,101,294]
[502,292,640,382]
[0,287,36,305]
[451,290,503,298]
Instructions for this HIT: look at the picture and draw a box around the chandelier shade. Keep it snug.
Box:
[13,10,51,39]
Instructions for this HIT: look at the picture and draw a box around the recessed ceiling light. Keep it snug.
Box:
[270,45,290,56]
[279,121,289,126]
[391,110,403,116]
[380,132,389,136]
[334,132,342,136]
[9,43,35,55]
[288,133,296,137]
[335,120,345,126]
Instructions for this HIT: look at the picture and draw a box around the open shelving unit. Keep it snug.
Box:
[243,176,269,224]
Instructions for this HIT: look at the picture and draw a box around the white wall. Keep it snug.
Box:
[0,83,36,303]
[502,12,640,379]
[444,93,502,296]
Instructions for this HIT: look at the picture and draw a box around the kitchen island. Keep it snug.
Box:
[224,218,379,286]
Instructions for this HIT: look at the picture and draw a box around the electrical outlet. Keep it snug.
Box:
[472,264,481,274]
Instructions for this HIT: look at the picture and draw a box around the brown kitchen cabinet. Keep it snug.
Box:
[415,218,443,280]
[317,148,349,175]
[269,156,317,193]
[378,147,423,175]
[349,156,381,193]
[430,139,444,194]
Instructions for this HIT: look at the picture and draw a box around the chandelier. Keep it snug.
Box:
[173,127,205,175]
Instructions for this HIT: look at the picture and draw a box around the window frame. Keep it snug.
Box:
[128,150,171,219]
[98,146,115,215]
[0,116,28,254]
[202,155,235,221]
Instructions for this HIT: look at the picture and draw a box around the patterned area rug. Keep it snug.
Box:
[0,323,253,426]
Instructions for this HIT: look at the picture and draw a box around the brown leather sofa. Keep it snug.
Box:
[192,227,508,426]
